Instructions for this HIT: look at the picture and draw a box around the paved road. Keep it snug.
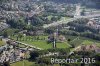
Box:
[69,46,81,55]
[43,14,100,28]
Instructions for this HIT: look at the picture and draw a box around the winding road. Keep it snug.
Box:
[43,14,100,28]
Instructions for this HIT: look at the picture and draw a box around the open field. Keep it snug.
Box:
[0,41,5,46]
[82,40,100,47]
[10,60,34,66]
[22,40,70,49]
[11,35,100,49]
[9,35,100,66]
[11,35,70,49]
[65,35,100,47]
[10,60,60,66]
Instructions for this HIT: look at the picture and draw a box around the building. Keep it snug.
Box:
[87,18,100,30]
[76,44,100,53]
[74,4,81,18]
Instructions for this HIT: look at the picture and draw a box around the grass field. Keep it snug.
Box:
[11,35,100,49]
[82,40,95,45]
[10,35,100,66]
[0,40,5,46]
[11,35,70,49]
[65,35,100,47]
[47,15,53,20]
[22,40,70,49]
[82,40,100,47]
[10,60,60,66]
[10,60,34,66]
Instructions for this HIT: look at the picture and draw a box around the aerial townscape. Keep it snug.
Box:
[0,0,100,66]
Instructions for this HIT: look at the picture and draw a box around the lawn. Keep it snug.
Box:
[11,34,100,49]
[22,40,70,49]
[10,60,60,66]
[0,41,5,46]
[11,35,70,49]
[47,15,53,20]
[82,40,95,45]
[60,17,71,21]
[65,35,77,40]
[82,40,100,47]
[10,60,34,66]
[69,37,84,46]
[65,35,100,47]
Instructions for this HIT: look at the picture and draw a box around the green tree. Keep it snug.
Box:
[3,62,10,66]
[2,29,14,38]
